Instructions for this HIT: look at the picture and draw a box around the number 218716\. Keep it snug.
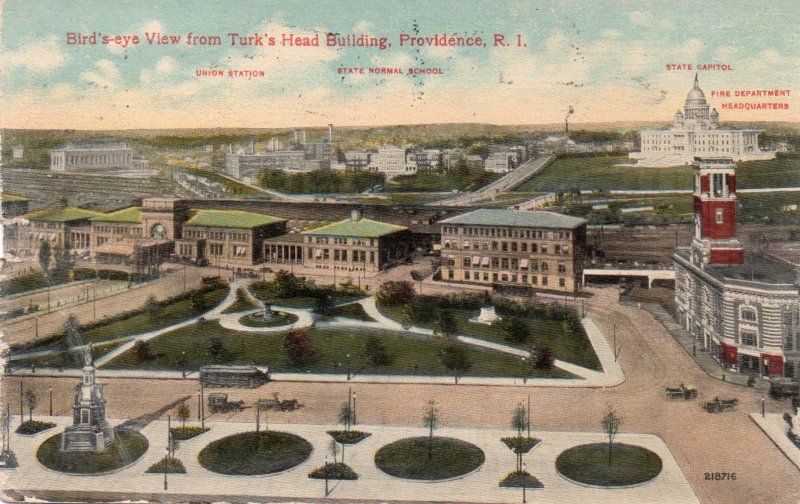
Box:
[705,472,736,481]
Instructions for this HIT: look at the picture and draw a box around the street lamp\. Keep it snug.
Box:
[164,446,169,490]
[352,392,357,426]
[49,387,53,416]
[761,394,766,418]
[346,354,351,381]
[521,356,528,384]
[522,461,527,503]
[324,455,330,497]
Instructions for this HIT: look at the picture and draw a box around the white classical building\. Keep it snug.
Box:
[367,145,417,180]
[630,75,776,167]
[50,142,134,171]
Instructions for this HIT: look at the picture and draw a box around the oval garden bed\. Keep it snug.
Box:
[555,443,662,487]
[239,312,298,328]
[198,431,313,475]
[374,436,485,481]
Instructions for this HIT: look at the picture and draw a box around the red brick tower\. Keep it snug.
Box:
[690,157,744,266]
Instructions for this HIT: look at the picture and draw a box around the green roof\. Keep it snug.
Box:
[303,218,407,238]
[185,209,286,229]
[21,207,102,222]
[440,209,587,229]
[1,193,29,202]
[90,207,142,223]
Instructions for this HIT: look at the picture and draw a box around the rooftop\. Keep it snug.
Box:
[90,206,142,223]
[676,249,798,288]
[21,207,102,222]
[440,208,587,229]
[185,209,286,229]
[1,193,29,202]
[303,217,408,238]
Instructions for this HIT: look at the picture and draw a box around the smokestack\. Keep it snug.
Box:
[328,124,333,143]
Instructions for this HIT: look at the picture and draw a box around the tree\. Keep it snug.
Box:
[422,400,440,460]
[283,329,316,367]
[133,340,153,362]
[24,390,37,422]
[438,343,472,384]
[531,344,555,370]
[376,280,416,306]
[328,438,341,464]
[338,401,353,432]
[314,293,334,318]
[434,310,458,338]
[189,289,208,312]
[38,240,52,275]
[52,243,72,284]
[363,335,393,367]
[144,295,160,320]
[601,405,622,465]
[511,403,526,471]
[503,318,530,344]
[175,403,190,428]
[207,337,225,361]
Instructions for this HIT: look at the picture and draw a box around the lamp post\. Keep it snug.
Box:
[522,461,527,503]
[761,394,765,418]
[49,387,53,416]
[346,353,351,381]
[352,392,357,426]
[324,455,330,497]
[527,393,531,439]
[164,446,169,490]
[521,356,527,384]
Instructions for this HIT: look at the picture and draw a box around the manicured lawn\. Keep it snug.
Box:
[13,286,229,356]
[221,287,260,314]
[374,437,485,480]
[513,155,692,193]
[378,303,600,371]
[555,443,663,487]
[198,431,313,475]
[104,322,573,378]
[513,154,800,194]
[37,428,148,474]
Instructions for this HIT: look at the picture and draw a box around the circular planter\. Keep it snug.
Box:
[374,436,485,481]
[555,443,662,488]
[198,431,313,476]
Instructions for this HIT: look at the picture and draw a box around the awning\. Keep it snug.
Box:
[315,248,322,258]
[481,257,490,266]
[520,259,529,268]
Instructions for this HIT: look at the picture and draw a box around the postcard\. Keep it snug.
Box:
[0,1,799,503]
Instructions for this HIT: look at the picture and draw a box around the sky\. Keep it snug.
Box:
[1,0,798,129]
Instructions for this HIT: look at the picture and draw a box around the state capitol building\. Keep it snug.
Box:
[630,75,775,167]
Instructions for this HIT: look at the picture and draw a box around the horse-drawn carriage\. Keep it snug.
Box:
[256,392,303,412]
[207,393,246,413]
[704,397,738,413]
[665,383,698,400]
[769,378,800,400]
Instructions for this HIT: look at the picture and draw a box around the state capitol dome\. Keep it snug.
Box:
[685,74,707,106]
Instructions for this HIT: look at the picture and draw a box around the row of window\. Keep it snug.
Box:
[442,227,571,240]
[448,269,567,288]
[442,241,570,255]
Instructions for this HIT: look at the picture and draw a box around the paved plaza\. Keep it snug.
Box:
[4,417,697,504]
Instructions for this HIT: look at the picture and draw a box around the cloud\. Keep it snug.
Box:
[1,36,66,73]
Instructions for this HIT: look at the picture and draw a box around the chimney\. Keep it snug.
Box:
[351,208,362,222]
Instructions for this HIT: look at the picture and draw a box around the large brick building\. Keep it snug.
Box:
[438,208,587,293]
